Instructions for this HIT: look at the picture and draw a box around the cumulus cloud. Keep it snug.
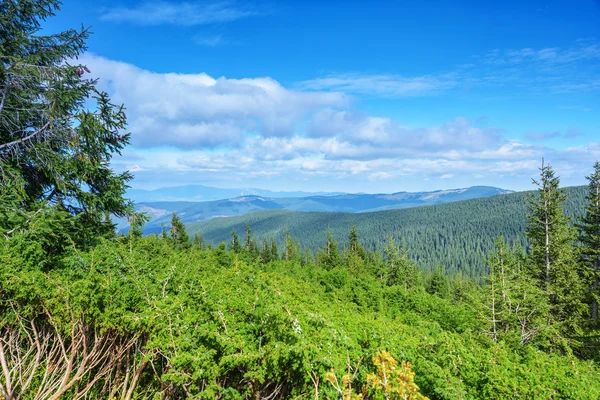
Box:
[100,1,260,26]
[308,111,503,155]
[81,54,348,148]
[85,54,600,191]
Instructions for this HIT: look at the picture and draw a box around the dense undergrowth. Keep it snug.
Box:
[1,227,599,399]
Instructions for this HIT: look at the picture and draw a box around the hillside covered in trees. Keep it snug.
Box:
[1,2,600,399]
[188,186,588,278]
[124,186,512,235]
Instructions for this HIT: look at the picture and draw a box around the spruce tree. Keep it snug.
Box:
[384,236,420,288]
[193,233,206,250]
[230,228,241,253]
[578,161,600,321]
[270,238,279,261]
[261,238,272,263]
[346,225,366,274]
[317,228,340,269]
[283,227,299,261]
[170,213,190,248]
[0,0,133,244]
[526,160,584,339]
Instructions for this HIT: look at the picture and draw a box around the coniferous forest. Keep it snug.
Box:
[2,2,600,399]
[187,185,588,278]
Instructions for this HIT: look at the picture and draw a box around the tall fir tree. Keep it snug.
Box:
[243,223,258,258]
[0,0,133,248]
[170,213,190,249]
[230,228,241,253]
[193,232,206,250]
[346,225,366,274]
[282,227,299,261]
[526,160,584,341]
[577,161,600,322]
[384,236,420,288]
[317,228,341,269]
[270,238,279,261]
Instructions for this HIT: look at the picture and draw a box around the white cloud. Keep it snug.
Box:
[299,73,457,97]
[81,54,348,148]
[299,41,600,100]
[308,112,503,156]
[86,54,600,191]
[100,1,259,26]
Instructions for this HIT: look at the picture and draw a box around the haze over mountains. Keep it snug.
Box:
[126,185,345,203]
[130,185,513,234]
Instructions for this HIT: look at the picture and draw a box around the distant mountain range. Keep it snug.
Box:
[126,185,345,203]
[130,186,513,234]
[186,186,587,277]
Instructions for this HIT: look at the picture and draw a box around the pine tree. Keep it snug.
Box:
[0,0,133,244]
[526,160,584,339]
[578,161,600,322]
[317,228,340,269]
[193,233,206,250]
[270,238,279,261]
[170,213,190,249]
[261,238,272,263]
[282,227,299,261]
[346,225,366,274]
[383,236,420,288]
[230,228,241,253]
[243,223,258,258]
[427,265,449,297]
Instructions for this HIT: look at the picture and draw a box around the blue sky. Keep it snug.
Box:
[44,0,600,192]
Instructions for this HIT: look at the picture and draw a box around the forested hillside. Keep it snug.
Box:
[2,3,599,399]
[128,186,512,235]
[188,186,588,277]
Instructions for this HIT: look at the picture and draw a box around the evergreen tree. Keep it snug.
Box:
[317,228,340,269]
[261,238,272,263]
[346,225,366,274]
[243,223,258,258]
[578,161,600,321]
[270,238,279,261]
[487,239,550,346]
[193,233,206,250]
[0,0,133,245]
[427,265,449,297]
[170,213,190,249]
[230,228,241,253]
[283,227,299,261]
[384,236,420,288]
[526,161,585,340]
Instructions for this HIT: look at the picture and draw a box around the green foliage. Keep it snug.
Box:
[317,228,341,270]
[427,265,450,298]
[169,212,190,249]
[0,0,133,245]
[188,186,588,278]
[526,161,585,343]
[2,6,599,399]
[3,229,599,399]
[578,161,600,324]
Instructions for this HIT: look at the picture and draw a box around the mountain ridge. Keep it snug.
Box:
[133,185,513,233]
[185,185,587,277]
